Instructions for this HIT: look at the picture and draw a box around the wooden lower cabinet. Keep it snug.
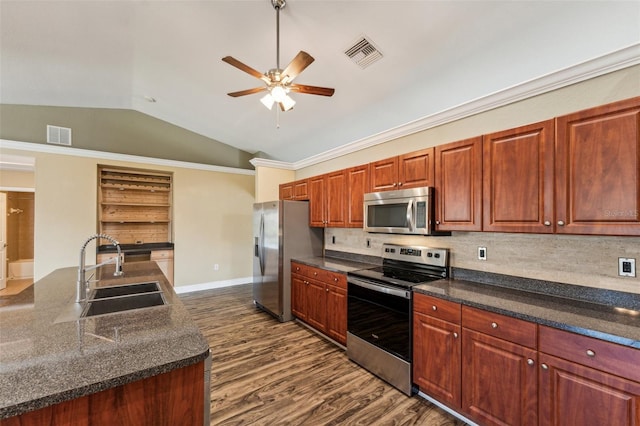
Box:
[462,328,538,426]
[538,353,640,426]
[2,361,204,426]
[413,293,462,409]
[291,262,347,345]
[538,325,640,426]
[413,297,640,426]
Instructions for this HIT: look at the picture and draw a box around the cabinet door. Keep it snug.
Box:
[291,274,307,321]
[556,97,640,235]
[293,179,309,200]
[305,279,327,332]
[369,157,399,192]
[398,147,435,189]
[539,353,640,426]
[326,170,347,227]
[279,183,294,200]
[413,312,461,409]
[325,282,347,345]
[483,120,555,233]
[346,165,369,228]
[308,175,326,227]
[462,328,537,426]
[435,137,483,231]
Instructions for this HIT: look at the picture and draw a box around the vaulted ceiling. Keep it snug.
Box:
[1,1,638,164]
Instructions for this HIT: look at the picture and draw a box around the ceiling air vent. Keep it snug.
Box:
[344,36,383,69]
[46,125,72,146]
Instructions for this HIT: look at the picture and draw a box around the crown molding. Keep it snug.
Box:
[249,157,295,170]
[290,43,640,171]
[0,139,255,175]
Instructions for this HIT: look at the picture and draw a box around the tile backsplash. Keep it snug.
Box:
[325,228,640,295]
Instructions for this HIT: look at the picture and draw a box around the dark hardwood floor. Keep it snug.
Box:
[180,284,467,426]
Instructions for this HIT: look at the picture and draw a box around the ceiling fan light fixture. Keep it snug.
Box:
[260,93,275,110]
[281,95,296,111]
[270,85,287,102]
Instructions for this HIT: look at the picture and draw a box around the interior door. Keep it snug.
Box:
[0,192,6,290]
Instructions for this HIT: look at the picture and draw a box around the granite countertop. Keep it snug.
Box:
[292,256,378,274]
[98,242,174,254]
[414,276,640,349]
[0,261,209,419]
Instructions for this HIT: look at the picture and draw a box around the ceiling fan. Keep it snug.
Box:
[222,0,335,112]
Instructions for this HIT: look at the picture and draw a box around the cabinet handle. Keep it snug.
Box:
[586,349,596,357]
[453,332,459,339]
[326,288,329,292]
[314,272,317,276]
[432,305,437,311]
[435,220,440,225]
[334,278,338,282]
[527,358,535,366]
[393,183,398,187]
[491,322,498,329]
[543,220,551,226]
[398,182,403,186]
[557,220,565,226]
[541,363,549,370]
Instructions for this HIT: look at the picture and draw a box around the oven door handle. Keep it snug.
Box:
[348,277,411,299]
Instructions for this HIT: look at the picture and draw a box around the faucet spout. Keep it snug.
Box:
[76,234,123,303]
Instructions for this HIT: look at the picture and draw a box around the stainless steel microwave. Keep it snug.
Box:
[364,187,435,235]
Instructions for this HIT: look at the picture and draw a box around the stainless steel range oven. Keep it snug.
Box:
[347,243,448,395]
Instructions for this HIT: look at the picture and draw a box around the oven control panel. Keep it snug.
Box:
[382,243,448,267]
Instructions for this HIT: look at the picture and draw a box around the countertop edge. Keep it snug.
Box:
[0,349,210,419]
[414,281,640,350]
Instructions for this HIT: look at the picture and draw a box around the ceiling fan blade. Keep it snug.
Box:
[227,87,267,97]
[222,56,270,83]
[281,51,314,82]
[289,84,335,97]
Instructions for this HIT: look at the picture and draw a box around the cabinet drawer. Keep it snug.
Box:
[414,293,461,324]
[462,306,537,348]
[539,325,640,383]
[151,249,173,260]
[316,269,347,289]
[291,262,310,277]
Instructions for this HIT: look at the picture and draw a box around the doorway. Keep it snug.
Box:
[1,191,35,295]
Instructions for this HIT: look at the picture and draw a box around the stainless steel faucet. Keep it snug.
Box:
[77,234,123,303]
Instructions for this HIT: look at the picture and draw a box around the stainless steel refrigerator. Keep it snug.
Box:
[253,200,323,322]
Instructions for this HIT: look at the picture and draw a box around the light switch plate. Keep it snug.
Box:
[618,258,636,277]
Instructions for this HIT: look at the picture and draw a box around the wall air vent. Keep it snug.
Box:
[46,125,72,146]
[344,36,383,69]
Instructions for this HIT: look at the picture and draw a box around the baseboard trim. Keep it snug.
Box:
[173,277,252,294]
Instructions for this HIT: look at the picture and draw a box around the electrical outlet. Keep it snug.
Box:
[214,264,219,271]
[618,258,636,277]
[478,247,487,261]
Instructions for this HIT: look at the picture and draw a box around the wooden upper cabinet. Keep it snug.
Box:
[346,165,369,228]
[279,182,294,200]
[556,96,640,235]
[369,156,398,191]
[435,137,483,231]
[309,170,347,227]
[483,120,555,233]
[280,179,309,200]
[369,148,434,192]
[398,147,435,189]
[308,175,326,227]
[293,179,309,200]
[326,170,347,227]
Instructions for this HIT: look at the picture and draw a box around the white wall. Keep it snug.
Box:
[1,146,255,287]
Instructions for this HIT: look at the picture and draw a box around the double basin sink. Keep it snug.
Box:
[83,281,167,317]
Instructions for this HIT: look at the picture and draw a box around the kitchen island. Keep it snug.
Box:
[0,261,210,424]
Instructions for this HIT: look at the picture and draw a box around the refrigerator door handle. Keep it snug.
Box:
[258,213,265,275]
